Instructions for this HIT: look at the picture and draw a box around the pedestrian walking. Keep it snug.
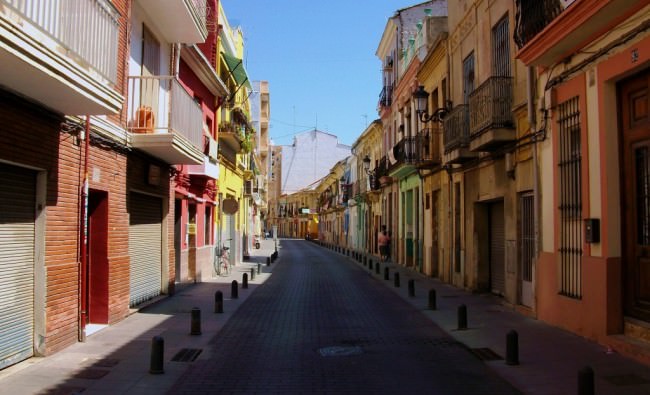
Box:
[378,225,391,262]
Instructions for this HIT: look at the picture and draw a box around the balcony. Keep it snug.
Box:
[443,105,478,164]
[218,121,244,153]
[468,77,515,152]
[379,85,393,108]
[514,0,642,67]
[0,0,122,114]
[416,128,442,166]
[188,135,219,179]
[127,76,203,165]
[137,0,207,44]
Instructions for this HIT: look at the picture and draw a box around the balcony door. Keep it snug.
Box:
[620,68,650,321]
[139,25,160,119]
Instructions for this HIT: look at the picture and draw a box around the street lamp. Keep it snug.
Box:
[414,85,449,123]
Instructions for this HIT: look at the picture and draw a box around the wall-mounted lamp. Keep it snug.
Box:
[414,85,450,123]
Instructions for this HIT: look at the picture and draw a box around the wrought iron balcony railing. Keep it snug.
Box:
[3,0,120,83]
[469,77,514,137]
[379,85,393,108]
[443,105,470,153]
[416,128,441,164]
[514,0,566,49]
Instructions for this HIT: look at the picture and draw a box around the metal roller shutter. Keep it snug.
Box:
[129,193,162,307]
[0,164,35,369]
[490,202,505,295]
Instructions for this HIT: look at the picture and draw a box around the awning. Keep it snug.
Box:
[221,51,252,90]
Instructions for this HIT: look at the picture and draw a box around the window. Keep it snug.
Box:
[463,52,475,104]
[454,182,462,273]
[558,96,582,298]
[492,15,511,77]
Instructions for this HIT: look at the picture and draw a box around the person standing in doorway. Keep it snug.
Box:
[378,225,390,262]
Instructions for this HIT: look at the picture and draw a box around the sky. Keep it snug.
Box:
[220,0,424,147]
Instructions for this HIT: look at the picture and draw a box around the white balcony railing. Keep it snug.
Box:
[127,76,203,150]
[3,0,120,83]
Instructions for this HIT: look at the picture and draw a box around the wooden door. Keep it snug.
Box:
[620,69,650,321]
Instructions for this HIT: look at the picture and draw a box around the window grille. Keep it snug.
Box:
[519,193,534,282]
[557,96,582,298]
[492,16,511,77]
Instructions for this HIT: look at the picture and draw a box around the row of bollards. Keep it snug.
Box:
[324,241,595,395]
[151,265,266,374]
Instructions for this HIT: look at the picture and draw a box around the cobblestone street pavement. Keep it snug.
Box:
[169,240,521,394]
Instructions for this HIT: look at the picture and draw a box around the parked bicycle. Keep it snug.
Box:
[214,241,231,276]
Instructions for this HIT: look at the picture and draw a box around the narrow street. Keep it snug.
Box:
[169,239,521,394]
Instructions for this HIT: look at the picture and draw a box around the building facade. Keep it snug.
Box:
[515,0,650,362]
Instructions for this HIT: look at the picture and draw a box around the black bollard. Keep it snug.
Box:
[458,304,468,330]
[190,307,201,335]
[506,330,519,365]
[408,279,415,297]
[428,289,437,310]
[257,263,261,274]
[242,273,248,289]
[384,267,390,281]
[369,260,373,271]
[214,290,223,313]
[267,256,271,266]
[363,256,367,266]
[250,268,255,281]
[578,366,595,395]
[375,262,380,274]
[394,272,400,288]
[231,280,239,299]
[149,336,164,374]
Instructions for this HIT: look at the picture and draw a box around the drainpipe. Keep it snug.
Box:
[527,67,539,260]
[79,116,90,342]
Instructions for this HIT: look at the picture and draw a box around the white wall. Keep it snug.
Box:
[281,130,351,195]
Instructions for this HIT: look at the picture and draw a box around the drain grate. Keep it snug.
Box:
[318,346,364,357]
[603,374,650,386]
[469,347,503,361]
[171,348,203,362]
[74,368,110,379]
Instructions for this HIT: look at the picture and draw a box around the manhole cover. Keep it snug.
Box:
[469,347,503,361]
[603,374,650,386]
[171,348,202,362]
[318,346,364,357]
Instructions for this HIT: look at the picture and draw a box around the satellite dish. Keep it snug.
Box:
[222,198,239,215]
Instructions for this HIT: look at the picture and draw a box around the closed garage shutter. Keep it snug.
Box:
[0,164,35,369]
[129,193,162,307]
[490,202,505,295]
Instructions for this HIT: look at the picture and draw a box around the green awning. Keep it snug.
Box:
[221,51,252,90]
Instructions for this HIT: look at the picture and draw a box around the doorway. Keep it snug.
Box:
[87,190,109,327]
[620,69,650,321]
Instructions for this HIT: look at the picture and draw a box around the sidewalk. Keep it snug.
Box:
[0,239,279,395]
[335,244,650,395]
